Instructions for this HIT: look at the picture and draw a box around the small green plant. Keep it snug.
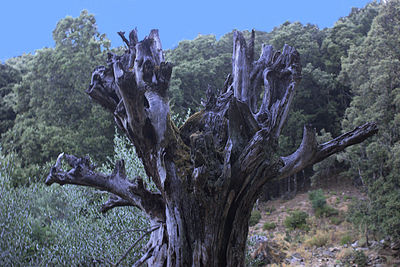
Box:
[284,210,309,231]
[309,189,327,210]
[249,210,261,227]
[309,189,338,218]
[330,216,343,225]
[262,222,276,230]
[340,234,353,245]
[265,206,276,213]
[353,250,368,266]
[343,195,350,201]
[315,205,339,218]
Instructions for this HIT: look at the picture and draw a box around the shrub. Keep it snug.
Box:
[308,189,326,210]
[265,206,276,213]
[305,231,329,247]
[353,250,368,266]
[0,183,149,266]
[330,216,343,225]
[340,234,353,245]
[0,133,151,266]
[249,210,262,227]
[308,189,339,218]
[315,205,339,218]
[262,222,276,230]
[284,210,309,231]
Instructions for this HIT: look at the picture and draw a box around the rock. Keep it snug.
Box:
[251,239,286,264]
[329,247,340,252]
[391,240,400,250]
[322,250,334,257]
[250,234,268,244]
[370,240,380,248]
[286,253,304,265]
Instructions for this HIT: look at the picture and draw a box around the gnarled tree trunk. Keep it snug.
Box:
[45,29,377,266]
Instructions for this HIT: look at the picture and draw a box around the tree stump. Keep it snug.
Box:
[45,29,377,266]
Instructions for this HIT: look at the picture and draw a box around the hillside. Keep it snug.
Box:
[247,180,400,266]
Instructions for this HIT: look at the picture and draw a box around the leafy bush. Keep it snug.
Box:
[0,131,151,265]
[353,250,368,266]
[249,210,262,227]
[340,234,353,245]
[308,189,338,217]
[315,205,339,218]
[0,182,149,266]
[284,210,309,231]
[262,222,276,230]
[308,189,326,210]
[330,216,343,225]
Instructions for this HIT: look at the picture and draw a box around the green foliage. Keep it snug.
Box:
[0,63,20,137]
[165,31,269,117]
[165,34,230,116]
[0,132,149,266]
[284,210,309,231]
[340,0,400,241]
[308,189,338,217]
[353,250,368,266]
[315,205,339,218]
[308,189,327,210]
[249,210,262,227]
[340,234,353,245]
[0,179,149,266]
[262,222,276,231]
[311,130,338,184]
[271,21,354,155]
[330,216,343,225]
[2,10,114,175]
[171,108,192,128]
[321,2,380,74]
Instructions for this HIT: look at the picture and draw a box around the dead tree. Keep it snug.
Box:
[45,29,377,266]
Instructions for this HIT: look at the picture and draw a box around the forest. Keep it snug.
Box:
[0,1,399,265]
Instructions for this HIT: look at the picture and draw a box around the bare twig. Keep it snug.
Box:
[114,224,161,267]
[117,31,130,47]
[107,225,158,241]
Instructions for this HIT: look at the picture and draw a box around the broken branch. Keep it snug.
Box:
[45,153,165,222]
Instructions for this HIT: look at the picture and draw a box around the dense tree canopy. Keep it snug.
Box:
[165,30,270,117]
[340,0,400,240]
[1,4,381,180]
[2,11,114,174]
[0,63,21,137]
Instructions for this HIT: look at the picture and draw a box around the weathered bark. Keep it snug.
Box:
[45,29,378,266]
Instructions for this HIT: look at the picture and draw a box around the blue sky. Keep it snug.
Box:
[0,0,374,62]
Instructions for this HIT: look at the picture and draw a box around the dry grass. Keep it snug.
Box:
[337,247,353,259]
[247,183,382,266]
[304,230,330,248]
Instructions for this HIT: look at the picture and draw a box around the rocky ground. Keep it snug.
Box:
[246,181,400,266]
